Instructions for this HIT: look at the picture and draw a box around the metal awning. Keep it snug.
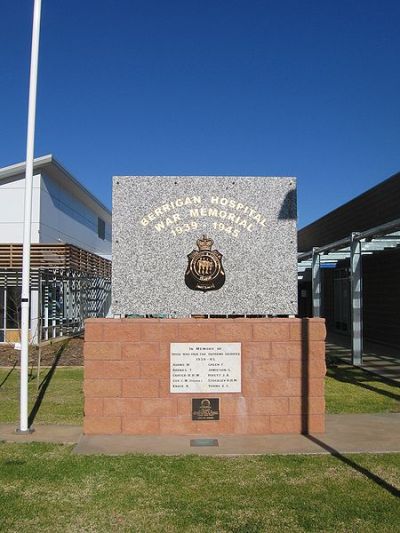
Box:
[297,218,400,365]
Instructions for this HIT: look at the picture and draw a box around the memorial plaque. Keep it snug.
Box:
[192,398,220,420]
[112,176,297,316]
[170,343,241,393]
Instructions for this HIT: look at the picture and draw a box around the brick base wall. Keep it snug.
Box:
[83,318,326,435]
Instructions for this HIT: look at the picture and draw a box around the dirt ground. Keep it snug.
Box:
[0,336,84,367]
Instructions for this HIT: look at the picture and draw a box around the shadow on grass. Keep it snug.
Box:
[28,341,68,427]
[305,434,400,499]
[0,361,17,389]
[302,322,399,499]
[327,362,400,403]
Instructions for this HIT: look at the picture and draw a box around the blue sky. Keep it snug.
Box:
[1,0,399,227]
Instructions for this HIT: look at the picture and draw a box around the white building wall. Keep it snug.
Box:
[0,172,41,243]
[39,173,111,257]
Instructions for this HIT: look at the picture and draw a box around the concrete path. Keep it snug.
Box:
[0,423,81,444]
[1,413,400,456]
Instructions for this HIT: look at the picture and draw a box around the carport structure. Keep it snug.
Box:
[298,218,400,365]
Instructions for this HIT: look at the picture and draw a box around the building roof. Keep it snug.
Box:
[0,155,111,221]
[298,171,400,252]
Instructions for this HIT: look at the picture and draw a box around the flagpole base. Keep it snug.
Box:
[15,428,35,435]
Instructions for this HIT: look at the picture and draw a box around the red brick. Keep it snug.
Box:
[243,342,271,359]
[285,413,325,433]
[249,397,289,415]
[85,398,103,416]
[84,360,105,379]
[242,360,253,380]
[216,397,247,416]
[159,323,179,341]
[253,322,290,341]
[245,378,301,397]
[308,320,326,341]
[309,341,326,358]
[85,360,140,379]
[308,378,325,397]
[140,360,169,380]
[178,323,216,341]
[289,359,326,378]
[84,416,121,434]
[289,321,302,340]
[140,398,177,417]
[122,379,159,397]
[159,417,197,435]
[308,414,325,433]
[177,397,192,416]
[84,322,104,342]
[243,380,270,397]
[271,342,302,359]
[83,318,325,437]
[289,397,325,415]
[104,397,150,416]
[159,416,235,435]
[232,415,270,434]
[159,343,170,360]
[268,378,301,397]
[122,417,160,434]
[84,379,121,398]
[215,322,252,341]
[122,342,159,360]
[106,361,140,379]
[103,323,141,342]
[159,380,174,397]
[251,360,289,379]
[84,342,121,360]
[103,398,126,416]
[140,324,162,341]
[270,415,302,434]
[192,418,234,434]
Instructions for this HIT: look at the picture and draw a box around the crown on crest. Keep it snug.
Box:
[197,234,213,251]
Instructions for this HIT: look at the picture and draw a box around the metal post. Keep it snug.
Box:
[44,283,49,341]
[311,248,321,317]
[350,233,363,365]
[2,286,6,338]
[30,288,39,345]
[19,0,42,433]
[52,279,56,338]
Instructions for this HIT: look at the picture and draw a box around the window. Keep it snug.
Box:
[98,217,105,240]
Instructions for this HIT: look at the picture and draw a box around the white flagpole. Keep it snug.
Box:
[19,0,42,433]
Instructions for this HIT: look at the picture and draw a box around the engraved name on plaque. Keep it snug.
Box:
[170,343,241,393]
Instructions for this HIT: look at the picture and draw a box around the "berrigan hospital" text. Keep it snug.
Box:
[139,196,267,237]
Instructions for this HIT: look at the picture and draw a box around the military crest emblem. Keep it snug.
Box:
[185,235,225,291]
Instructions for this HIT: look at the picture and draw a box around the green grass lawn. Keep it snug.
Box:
[325,362,400,414]
[0,366,83,425]
[0,360,399,426]
[0,443,399,532]
[1,360,399,531]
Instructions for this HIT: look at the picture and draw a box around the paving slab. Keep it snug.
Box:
[74,413,400,456]
[2,414,400,456]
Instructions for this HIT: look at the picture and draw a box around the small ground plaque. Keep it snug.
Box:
[190,439,219,447]
[192,398,220,420]
[170,342,241,393]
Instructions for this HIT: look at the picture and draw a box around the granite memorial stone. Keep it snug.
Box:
[112,176,297,316]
